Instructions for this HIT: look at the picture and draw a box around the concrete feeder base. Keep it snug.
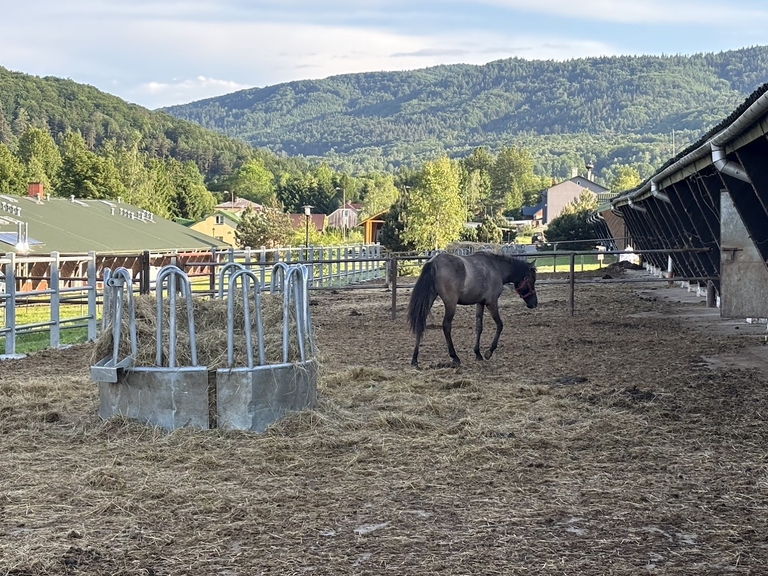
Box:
[95,360,318,432]
[216,359,319,432]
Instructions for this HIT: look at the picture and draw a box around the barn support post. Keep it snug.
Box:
[4,253,16,355]
[568,252,575,316]
[50,252,61,348]
[87,251,97,341]
[390,257,398,320]
[707,280,717,308]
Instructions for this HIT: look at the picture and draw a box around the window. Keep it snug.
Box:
[215,215,224,225]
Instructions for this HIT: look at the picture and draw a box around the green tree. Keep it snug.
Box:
[358,173,399,219]
[476,215,503,244]
[403,156,464,250]
[0,143,26,195]
[166,158,216,220]
[545,211,596,250]
[490,146,540,214]
[235,205,294,249]
[379,195,415,252]
[57,131,125,199]
[227,158,275,204]
[609,165,642,193]
[560,189,599,215]
[17,127,61,191]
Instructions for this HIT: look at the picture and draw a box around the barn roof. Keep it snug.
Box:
[0,195,227,255]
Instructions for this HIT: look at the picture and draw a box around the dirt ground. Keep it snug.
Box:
[2,267,768,575]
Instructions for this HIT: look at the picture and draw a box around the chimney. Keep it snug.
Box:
[586,163,594,182]
[27,181,44,200]
[70,195,75,203]
[571,167,578,178]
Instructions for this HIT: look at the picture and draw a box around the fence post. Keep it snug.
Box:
[317,246,325,288]
[344,247,349,285]
[568,252,575,317]
[87,251,97,341]
[259,246,266,289]
[4,253,16,355]
[140,250,151,295]
[50,252,61,348]
[209,248,217,295]
[308,245,314,287]
[390,257,398,320]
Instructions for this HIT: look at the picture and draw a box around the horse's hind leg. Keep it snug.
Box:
[484,300,504,360]
[474,303,484,361]
[442,302,461,366]
[411,332,423,366]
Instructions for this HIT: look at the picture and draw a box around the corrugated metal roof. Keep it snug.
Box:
[0,196,228,254]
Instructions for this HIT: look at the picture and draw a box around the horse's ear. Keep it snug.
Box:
[529,258,537,268]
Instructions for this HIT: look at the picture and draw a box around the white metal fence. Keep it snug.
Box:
[1,243,385,356]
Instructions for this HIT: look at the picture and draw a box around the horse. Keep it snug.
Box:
[407,251,537,367]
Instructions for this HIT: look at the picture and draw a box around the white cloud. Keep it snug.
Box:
[135,76,251,105]
[0,0,765,108]
[478,0,768,24]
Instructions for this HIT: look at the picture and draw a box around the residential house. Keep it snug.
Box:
[214,197,263,215]
[190,210,242,247]
[326,202,359,231]
[523,168,610,225]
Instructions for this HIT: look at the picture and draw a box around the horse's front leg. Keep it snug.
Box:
[474,303,484,361]
[442,302,461,366]
[484,300,504,360]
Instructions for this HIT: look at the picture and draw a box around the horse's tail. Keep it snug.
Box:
[407,260,437,336]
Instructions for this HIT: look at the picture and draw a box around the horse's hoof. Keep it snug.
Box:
[475,353,483,361]
[484,350,493,360]
[452,359,461,367]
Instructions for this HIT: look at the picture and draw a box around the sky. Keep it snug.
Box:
[2,0,768,110]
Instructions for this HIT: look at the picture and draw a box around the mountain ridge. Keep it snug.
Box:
[163,46,768,177]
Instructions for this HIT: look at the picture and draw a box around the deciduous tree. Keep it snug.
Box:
[403,156,464,250]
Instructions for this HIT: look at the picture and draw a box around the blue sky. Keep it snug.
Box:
[2,0,767,109]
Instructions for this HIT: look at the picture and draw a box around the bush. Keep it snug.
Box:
[544,210,597,251]
[476,216,502,244]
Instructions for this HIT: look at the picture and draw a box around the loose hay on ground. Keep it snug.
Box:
[2,271,768,574]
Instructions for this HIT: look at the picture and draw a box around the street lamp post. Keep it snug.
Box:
[303,205,312,249]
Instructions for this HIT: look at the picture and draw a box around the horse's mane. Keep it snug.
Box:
[474,251,535,271]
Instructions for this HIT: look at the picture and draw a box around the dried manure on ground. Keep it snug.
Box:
[2,268,768,574]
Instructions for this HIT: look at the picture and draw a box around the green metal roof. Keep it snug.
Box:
[0,195,228,254]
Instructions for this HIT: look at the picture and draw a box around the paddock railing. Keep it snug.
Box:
[1,242,716,355]
[0,243,384,356]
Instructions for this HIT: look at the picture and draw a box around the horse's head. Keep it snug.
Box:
[514,261,538,309]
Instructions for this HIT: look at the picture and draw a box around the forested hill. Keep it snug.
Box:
[0,66,256,179]
[164,46,768,177]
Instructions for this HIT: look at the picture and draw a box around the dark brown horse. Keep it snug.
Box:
[407,252,537,366]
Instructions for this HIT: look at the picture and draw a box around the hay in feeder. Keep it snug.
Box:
[92,292,313,369]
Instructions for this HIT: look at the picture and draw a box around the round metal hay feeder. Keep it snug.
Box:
[91,264,318,432]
